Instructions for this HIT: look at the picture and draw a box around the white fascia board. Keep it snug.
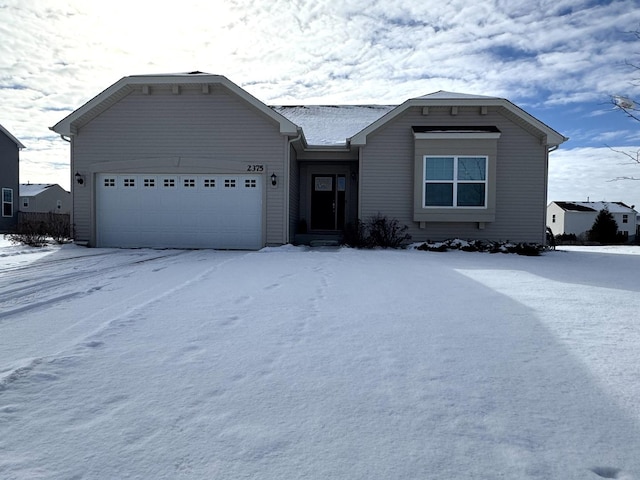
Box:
[350,97,567,147]
[51,74,299,137]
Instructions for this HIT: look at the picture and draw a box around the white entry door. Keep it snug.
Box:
[96,174,263,249]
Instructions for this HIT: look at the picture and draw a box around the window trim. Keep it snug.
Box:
[423,155,488,208]
[2,188,14,217]
[412,130,499,223]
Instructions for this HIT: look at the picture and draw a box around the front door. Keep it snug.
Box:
[311,174,346,230]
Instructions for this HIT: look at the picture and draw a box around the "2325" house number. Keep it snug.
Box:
[246,164,264,172]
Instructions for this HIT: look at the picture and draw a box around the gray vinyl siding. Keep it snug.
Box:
[20,186,71,214]
[360,106,549,243]
[0,132,19,232]
[288,144,300,241]
[71,85,287,247]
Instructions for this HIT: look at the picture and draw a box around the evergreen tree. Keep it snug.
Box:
[588,208,619,244]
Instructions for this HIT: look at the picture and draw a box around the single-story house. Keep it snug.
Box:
[547,201,638,241]
[0,123,24,232]
[51,72,567,249]
[19,183,71,214]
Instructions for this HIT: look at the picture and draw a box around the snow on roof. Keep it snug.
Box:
[555,201,636,213]
[20,183,56,196]
[415,90,499,100]
[272,105,394,145]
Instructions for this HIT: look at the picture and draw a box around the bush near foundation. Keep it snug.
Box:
[415,238,545,256]
[6,213,71,247]
[343,214,412,249]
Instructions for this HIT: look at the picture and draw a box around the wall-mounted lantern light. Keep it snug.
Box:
[271,173,277,186]
[75,172,85,185]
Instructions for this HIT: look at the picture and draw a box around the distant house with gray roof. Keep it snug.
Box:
[19,183,71,214]
[547,201,637,241]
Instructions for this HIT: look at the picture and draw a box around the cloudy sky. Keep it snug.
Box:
[2,0,640,208]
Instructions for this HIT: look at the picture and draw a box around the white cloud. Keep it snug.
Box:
[2,0,640,199]
[549,146,640,209]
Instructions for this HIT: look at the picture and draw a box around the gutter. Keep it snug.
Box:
[49,127,71,143]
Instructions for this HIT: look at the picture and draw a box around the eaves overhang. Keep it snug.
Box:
[50,73,299,137]
[349,95,568,148]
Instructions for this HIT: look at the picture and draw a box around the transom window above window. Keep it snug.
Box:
[424,156,487,208]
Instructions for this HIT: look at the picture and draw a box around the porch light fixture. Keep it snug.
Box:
[271,173,277,186]
[75,172,85,185]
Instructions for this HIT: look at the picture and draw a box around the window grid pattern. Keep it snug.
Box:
[204,179,215,188]
[104,178,116,187]
[183,179,196,188]
[2,188,13,217]
[224,179,236,188]
[424,156,487,208]
[245,179,257,188]
[163,179,176,188]
[144,178,155,187]
[123,178,136,187]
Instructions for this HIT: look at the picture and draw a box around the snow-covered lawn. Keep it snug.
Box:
[1,238,640,479]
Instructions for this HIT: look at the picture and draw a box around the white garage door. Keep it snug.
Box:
[96,174,263,249]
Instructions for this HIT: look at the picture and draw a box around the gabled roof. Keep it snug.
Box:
[415,91,497,100]
[350,90,568,147]
[51,73,299,137]
[553,201,636,213]
[20,183,66,196]
[0,123,25,149]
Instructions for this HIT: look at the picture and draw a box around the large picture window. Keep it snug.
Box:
[2,188,14,217]
[424,156,487,208]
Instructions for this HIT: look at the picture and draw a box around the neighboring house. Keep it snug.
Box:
[51,73,567,249]
[19,183,71,214]
[547,201,638,241]
[0,123,24,233]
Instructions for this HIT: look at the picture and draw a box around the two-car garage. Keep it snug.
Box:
[96,173,263,249]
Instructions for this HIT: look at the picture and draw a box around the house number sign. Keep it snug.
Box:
[247,164,264,172]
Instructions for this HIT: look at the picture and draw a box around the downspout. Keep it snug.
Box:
[284,130,302,244]
[52,130,73,239]
[543,144,559,245]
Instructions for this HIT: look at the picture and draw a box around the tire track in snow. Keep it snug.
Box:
[0,250,191,320]
[0,251,247,391]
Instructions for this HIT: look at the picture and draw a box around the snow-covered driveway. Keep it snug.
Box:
[1,244,640,479]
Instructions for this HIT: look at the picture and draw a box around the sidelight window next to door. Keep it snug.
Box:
[311,174,346,230]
